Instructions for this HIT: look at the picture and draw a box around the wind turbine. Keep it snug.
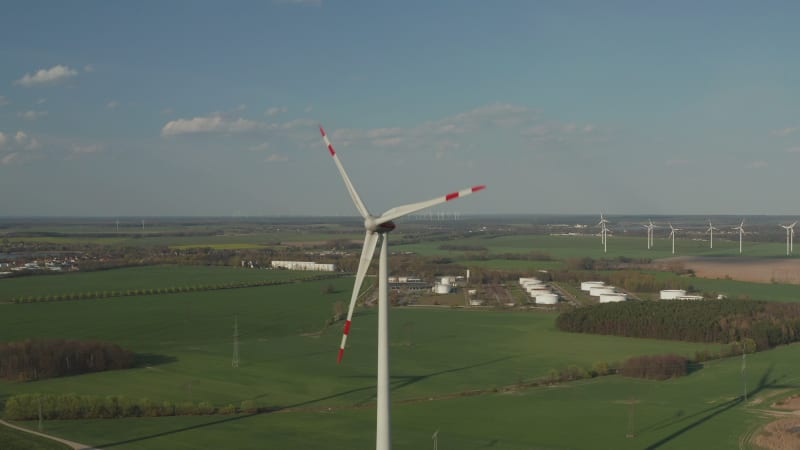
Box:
[780,222,796,256]
[321,126,484,450]
[732,220,745,254]
[668,223,680,255]
[597,213,609,253]
[642,219,657,249]
[706,220,718,249]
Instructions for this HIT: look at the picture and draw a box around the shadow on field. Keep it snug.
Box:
[98,357,513,448]
[134,353,178,367]
[643,364,796,449]
[346,357,514,406]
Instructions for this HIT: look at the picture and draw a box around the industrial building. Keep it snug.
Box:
[270,260,336,272]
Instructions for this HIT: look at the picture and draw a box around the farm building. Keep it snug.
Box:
[271,260,336,272]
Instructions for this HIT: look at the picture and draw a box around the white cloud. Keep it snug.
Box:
[18,110,48,120]
[1,153,19,165]
[83,64,95,73]
[35,98,47,105]
[14,131,27,145]
[304,105,313,113]
[0,96,9,106]
[15,65,78,87]
[745,160,768,169]
[266,106,288,116]
[265,153,288,162]
[107,100,119,109]
[372,137,403,147]
[72,144,103,154]
[250,142,270,151]
[161,114,260,136]
[0,132,6,148]
[772,127,798,137]
[786,147,800,153]
[280,118,316,129]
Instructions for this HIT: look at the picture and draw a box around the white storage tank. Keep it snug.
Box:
[440,276,456,285]
[519,277,539,284]
[599,293,627,303]
[581,281,605,291]
[535,293,559,305]
[433,283,453,294]
[589,286,616,297]
[660,289,687,300]
[528,289,551,298]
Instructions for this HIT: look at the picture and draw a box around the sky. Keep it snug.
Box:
[1,1,800,217]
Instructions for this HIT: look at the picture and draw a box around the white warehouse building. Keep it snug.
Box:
[271,260,336,272]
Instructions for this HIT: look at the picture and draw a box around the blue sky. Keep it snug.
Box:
[1,1,799,217]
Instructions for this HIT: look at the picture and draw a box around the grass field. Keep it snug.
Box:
[0,425,70,450]
[0,265,327,301]
[2,266,796,449]
[395,233,797,261]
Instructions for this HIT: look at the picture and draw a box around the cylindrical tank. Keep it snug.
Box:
[440,276,456,285]
[528,289,551,297]
[433,283,452,294]
[535,293,559,305]
[589,286,616,297]
[523,281,544,289]
[519,277,539,284]
[599,293,627,303]
[660,289,687,300]
[581,281,605,291]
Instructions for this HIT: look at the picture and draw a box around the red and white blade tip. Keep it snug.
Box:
[337,319,352,364]
[445,185,486,202]
[319,125,336,156]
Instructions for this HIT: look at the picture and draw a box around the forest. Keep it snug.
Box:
[556,300,800,350]
[0,339,135,381]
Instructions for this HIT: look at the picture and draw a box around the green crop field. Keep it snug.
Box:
[0,265,329,301]
[395,233,796,261]
[2,265,796,448]
[0,425,71,450]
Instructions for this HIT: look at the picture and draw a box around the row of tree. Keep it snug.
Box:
[556,300,800,350]
[7,273,341,304]
[3,393,261,420]
[0,339,135,381]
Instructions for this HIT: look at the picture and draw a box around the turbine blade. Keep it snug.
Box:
[320,126,371,219]
[376,185,485,224]
[338,231,380,364]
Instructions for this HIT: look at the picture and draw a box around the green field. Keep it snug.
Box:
[395,234,797,261]
[0,425,70,450]
[1,265,797,449]
[0,265,327,301]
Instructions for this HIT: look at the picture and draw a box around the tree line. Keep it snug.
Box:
[7,273,342,304]
[0,339,135,381]
[556,300,800,350]
[3,393,261,420]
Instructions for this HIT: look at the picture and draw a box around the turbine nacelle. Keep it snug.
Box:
[365,216,396,234]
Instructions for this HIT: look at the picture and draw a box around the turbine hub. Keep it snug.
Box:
[364,217,396,234]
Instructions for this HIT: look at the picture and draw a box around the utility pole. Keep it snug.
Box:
[741,347,747,401]
[38,396,43,432]
[232,315,240,368]
[626,399,639,438]
[432,430,439,450]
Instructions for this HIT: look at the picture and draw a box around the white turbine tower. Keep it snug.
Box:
[321,126,484,450]
[706,221,718,249]
[780,222,796,256]
[597,213,609,253]
[732,220,745,254]
[668,223,680,255]
[642,219,657,249]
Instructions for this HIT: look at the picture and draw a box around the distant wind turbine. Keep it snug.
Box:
[597,213,609,253]
[780,222,796,256]
[668,223,681,255]
[706,221,718,249]
[642,219,657,249]
[321,125,484,450]
[732,220,746,254]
